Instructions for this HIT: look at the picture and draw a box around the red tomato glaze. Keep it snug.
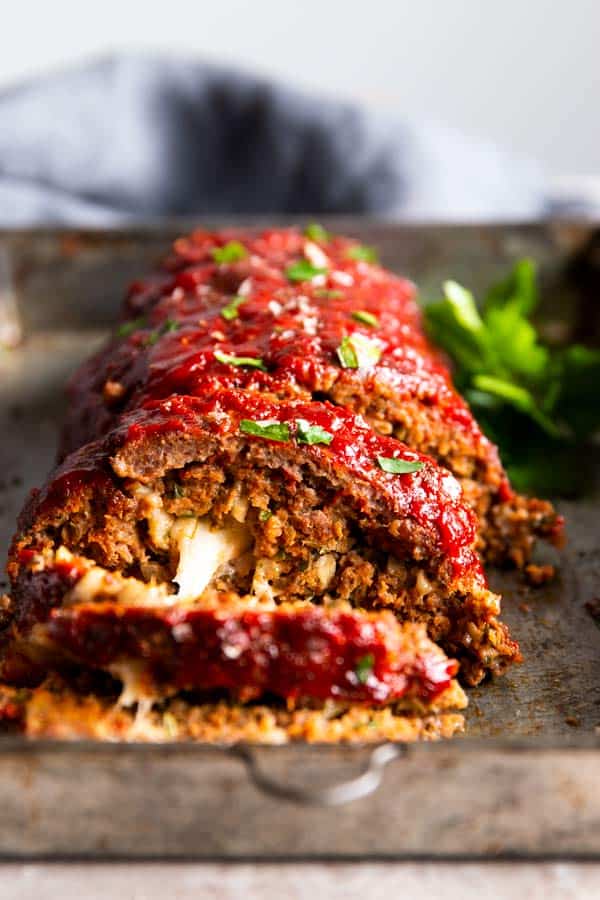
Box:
[44,602,457,705]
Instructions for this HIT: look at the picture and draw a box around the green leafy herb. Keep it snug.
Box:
[172,483,186,499]
[377,456,424,475]
[214,349,267,371]
[212,241,248,264]
[116,315,147,338]
[240,419,290,442]
[145,318,180,346]
[352,310,379,327]
[336,334,382,368]
[346,245,378,264]
[258,509,272,522]
[286,260,327,282]
[355,653,375,684]
[471,374,560,437]
[424,259,600,494]
[221,295,245,321]
[304,222,330,242]
[295,419,334,446]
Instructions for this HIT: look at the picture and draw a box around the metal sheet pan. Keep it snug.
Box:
[1,221,600,859]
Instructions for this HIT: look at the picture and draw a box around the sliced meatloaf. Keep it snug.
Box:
[5,391,518,694]
[0,676,466,744]
[59,227,563,568]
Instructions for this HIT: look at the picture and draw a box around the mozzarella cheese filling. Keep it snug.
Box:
[171,517,252,601]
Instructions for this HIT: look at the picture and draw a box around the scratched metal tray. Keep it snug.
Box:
[1,221,600,860]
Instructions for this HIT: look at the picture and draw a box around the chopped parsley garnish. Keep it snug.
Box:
[315,289,343,300]
[424,259,600,494]
[295,419,334,446]
[212,241,248,264]
[352,310,379,327]
[240,419,290,442]
[286,260,327,282]
[346,245,378,264]
[304,222,330,242]
[336,334,382,368]
[377,456,424,475]
[214,349,267,371]
[355,653,375,684]
[116,315,147,338]
[221,295,245,321]
[145,318,180,346]
[171,483,186,499]
[258,510,272,522]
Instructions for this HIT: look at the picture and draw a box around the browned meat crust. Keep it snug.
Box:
[0,677,466,744]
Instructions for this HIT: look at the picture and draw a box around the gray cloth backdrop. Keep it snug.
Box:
[0,55,549,225]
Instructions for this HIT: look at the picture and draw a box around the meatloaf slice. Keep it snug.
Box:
[5,391,519,687]
[59,226,563,569]
[0,676,466,744]
[2,553,464,712]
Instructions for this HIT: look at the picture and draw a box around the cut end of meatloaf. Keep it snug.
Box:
[0,677,466,744]
[6,391,519,687]
[5,547,465,711]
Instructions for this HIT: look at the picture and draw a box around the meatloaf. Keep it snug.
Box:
[60,226,563,568]
[4,392,517,704]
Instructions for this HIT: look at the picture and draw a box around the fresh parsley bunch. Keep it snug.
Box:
[424,259,600,495]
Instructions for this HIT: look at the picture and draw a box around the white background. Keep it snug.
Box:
[0,0,597,176]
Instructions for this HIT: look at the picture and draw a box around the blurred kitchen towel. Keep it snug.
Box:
[0,54,555,225]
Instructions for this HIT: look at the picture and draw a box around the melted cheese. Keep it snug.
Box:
[172,517,252,602]
[65,565,170,608]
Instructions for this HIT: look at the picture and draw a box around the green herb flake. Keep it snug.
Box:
[304,222,330,242]
[240,419,290,443]
[355,653,375,684]
[377,456,424,475]
[214,349,267,371]
[145,318,180,346]
[352,310,379,327]
[346,245,379,264]
[221,295,246,321]
[211,241,248,264]
[258,510,272,522]
[336,334,382,369]
[172,483,186,499]
[285,260,328,282]
[116,316,147,338]
[295,418,334,446]
[315,289,343,300]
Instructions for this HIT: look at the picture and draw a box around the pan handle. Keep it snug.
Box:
[234,742,404,807]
